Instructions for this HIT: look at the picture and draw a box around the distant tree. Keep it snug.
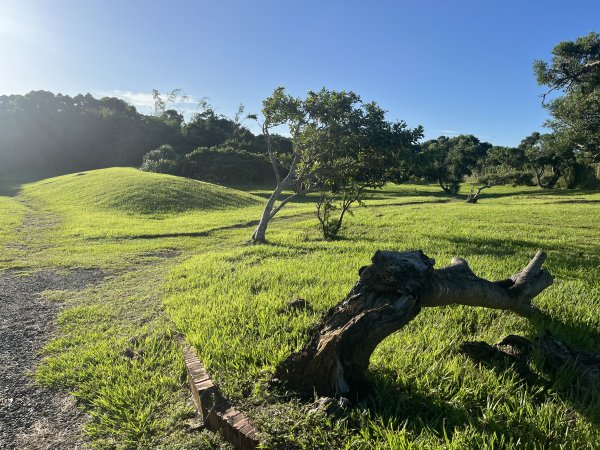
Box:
[534,32,600,163]
[519,132,575,188]
[467,146,530,203]
[248,87,422,243]
[0,91,182,179]
[416,135,491,194]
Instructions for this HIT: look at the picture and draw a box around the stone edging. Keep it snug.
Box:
[183,346,259,449]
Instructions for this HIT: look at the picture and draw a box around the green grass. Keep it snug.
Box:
[0,196,27,266]
[0,196,26,245]
[165,185,600,449]
[26,167,262,214]
[2,168,599,449]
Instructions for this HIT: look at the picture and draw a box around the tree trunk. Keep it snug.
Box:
[466,185,489,203]
[274,250,553,398]
[438,178,452,193]
[251,186,282,243]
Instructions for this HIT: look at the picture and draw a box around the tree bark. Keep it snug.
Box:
[274,250,553,398]
[438,178,452,193]
[466,185,491,203]
[251,185,282,243]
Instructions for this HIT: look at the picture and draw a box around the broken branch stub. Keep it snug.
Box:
[274,250,553,398]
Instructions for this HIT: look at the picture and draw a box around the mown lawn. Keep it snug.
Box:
[2,168,599,449]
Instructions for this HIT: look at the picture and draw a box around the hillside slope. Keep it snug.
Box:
[23,167,263,215]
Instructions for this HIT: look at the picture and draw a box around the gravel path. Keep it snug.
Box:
[0,269,104,450]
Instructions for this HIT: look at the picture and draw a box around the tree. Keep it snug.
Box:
[519,132,575,188]
[416,135,491,194]
[534,32,600,163]
[274,250,553,399]
[466,146,531,203]
[315,186,364,240]
[0,91,182,180]
[249,87,422,243]
[184,146,272,184]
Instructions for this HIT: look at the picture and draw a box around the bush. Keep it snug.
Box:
[140,144,183,175]
[185,146,272,185]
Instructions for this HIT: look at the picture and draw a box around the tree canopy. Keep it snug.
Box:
[534,31,600,163]
[249,87,423,242]
[415,135,491,194]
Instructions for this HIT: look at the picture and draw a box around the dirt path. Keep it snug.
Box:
[0,269,104,449]
[1,197,106,449]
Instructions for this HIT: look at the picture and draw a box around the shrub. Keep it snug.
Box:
[185,146,272,185]
[140,144,183,175]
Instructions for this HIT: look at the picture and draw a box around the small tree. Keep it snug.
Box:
[249,87,422,243]
[315,185,364,240]
[140,144,182,175]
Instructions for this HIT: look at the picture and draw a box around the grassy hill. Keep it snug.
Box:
[2,172,599,449]
[23,167,262,215]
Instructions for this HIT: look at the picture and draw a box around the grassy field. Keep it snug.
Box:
[2,168,599,449]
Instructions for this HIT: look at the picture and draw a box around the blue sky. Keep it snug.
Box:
[1,0,598,146]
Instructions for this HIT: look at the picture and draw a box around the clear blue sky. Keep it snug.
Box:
[1,0,598,146]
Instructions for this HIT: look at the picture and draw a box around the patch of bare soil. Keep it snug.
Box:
[0,269,103,450]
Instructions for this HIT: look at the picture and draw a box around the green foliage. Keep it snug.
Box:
[315,186,364,240]
[468,146,533,199]
[518,132,575,188]
[0,91,292,183]
[250,87,422,242]
[140,144,183,175]
[0,91,182,179]
[316,195,341,240]
[260,87,423,192]
[416,135,491,194]
[534,32,600,164]
[184,146,273,185]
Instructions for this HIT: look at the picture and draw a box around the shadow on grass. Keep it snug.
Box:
[459,324,600,427]
[362,368,550,444]
[0,181,23,197]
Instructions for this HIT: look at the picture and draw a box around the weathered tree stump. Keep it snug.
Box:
[274,250,553,398]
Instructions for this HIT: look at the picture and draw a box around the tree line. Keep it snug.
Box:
[0,90,289,183]
[0,32,598,241]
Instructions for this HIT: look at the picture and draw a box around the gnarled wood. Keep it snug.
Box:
[275,250,553,398]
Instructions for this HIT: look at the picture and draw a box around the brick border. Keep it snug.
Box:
[183,346,259,449]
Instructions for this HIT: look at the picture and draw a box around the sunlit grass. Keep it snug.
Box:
[0,196,25,246]
[166,184,600,449]
[2,167,599,449]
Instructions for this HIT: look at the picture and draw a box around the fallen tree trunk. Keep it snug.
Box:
[274,250,553,398]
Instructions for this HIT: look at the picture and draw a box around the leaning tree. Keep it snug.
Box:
[248,87,423,243]
[275,249,554,399]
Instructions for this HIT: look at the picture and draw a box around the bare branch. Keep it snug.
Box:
[420,251,553,317]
